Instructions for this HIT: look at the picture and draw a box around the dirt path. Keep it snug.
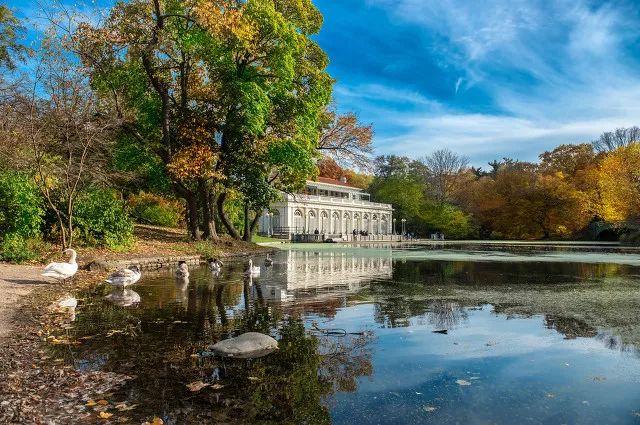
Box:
[0,263,46,338]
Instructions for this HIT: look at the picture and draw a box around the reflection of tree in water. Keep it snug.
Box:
[56,282,373,424]
[373,297,467,329]
[391,259,630,287]
[543,315,597,339]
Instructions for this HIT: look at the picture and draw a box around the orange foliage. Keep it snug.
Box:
[167,144,223,181]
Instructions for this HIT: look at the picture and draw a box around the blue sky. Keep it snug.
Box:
[12,0,640,167]
[314,0,640,167]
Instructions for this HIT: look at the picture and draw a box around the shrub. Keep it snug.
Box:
[0,172,43,262]
[0,234,39,263]
[73,188,134,249]
[0,172,43,238]
[127,192,183,228]
[620,231,640,246]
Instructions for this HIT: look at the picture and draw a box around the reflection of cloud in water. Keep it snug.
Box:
[261,249,393,302]
[105,288,141,307]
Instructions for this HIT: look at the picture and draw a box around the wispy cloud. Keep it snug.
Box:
[318,0,640,166]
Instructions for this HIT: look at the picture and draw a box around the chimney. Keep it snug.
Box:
[339,176,347,184]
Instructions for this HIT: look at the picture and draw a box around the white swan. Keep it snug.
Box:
[264,254,273,267]
[42,249,78,282]
[208,258,223,272]
[176,261,189,279]
[244,259,260,277]
[106,265,141,287]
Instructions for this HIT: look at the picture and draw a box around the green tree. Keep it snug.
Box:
[77,0,333,241]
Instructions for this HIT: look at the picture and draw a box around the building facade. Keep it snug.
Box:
[259,177,394,240]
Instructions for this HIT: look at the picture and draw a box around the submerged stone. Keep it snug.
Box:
[208,332,278,359]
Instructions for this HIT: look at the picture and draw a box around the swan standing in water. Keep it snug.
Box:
[244,259,260,277]
[106,265,141,287]
[176,261,190,279]
[42,249,78,283]
[208,258,224,272]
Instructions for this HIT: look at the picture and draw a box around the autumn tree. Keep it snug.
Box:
[318,110,373,169]
[592,126,640,153]
[14,34,120,248]
[424,148,469,203]
[77,0,333,241]
[597,143,640,222]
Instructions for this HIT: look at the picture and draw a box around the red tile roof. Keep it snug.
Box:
[314,176,359,188]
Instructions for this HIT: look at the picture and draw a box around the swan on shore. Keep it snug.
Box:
[42,249,78,283]
[106,265,141,287]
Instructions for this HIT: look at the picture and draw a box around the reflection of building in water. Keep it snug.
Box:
[262,249,393,301]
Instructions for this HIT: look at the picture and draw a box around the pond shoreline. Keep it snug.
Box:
[0,240,274,423]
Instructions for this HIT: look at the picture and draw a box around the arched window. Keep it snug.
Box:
[343,212,351,233]
[294,209,303,233]
[308,210,318,233]
[332,211,340,234]
[381,216,388,234]
[271,210,280,233]
[353,213,361,231]
[320,211,328,232]
[363,213,370,233]
[372,214,379,234]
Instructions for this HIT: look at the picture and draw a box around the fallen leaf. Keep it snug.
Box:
[152,417,164,425]
[99,411,113,419]
[186,381,209,392]
[210,383,225,390]
[97,399,109,406]
[455,379,471,386]
[85,399,97,407]
[115,402,138,411]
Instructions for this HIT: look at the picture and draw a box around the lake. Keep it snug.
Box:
[57,243,640,424]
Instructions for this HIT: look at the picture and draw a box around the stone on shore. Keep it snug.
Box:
[208,332,278,359]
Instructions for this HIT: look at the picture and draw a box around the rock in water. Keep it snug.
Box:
[208,332,278,359]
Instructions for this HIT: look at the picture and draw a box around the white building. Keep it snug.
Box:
[259,177,394,240]
[260,249,393,301]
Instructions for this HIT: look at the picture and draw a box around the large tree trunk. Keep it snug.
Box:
[198,180,217,240]
[185,191,200,241]
[242,202,251,241]
[249,209,261,240]
[217,191,241,240]
[208,188,218,239]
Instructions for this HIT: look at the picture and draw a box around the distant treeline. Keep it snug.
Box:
[319,129,640,241]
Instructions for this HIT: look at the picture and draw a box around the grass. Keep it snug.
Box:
[252,235,285,243]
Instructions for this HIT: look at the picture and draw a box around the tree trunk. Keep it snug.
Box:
[217,191,241,240]
[186,192,200,241]
[242,202,251,241]
[198,180,217,240]
[208,188,218,239]
[249,209,261,240]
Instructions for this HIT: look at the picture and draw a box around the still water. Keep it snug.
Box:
[61,244,640,424]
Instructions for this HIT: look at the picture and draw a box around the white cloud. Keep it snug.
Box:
[342,0,640,165]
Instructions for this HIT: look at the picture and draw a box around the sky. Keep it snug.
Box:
[12,0,640,168]
[314,0,640,167]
